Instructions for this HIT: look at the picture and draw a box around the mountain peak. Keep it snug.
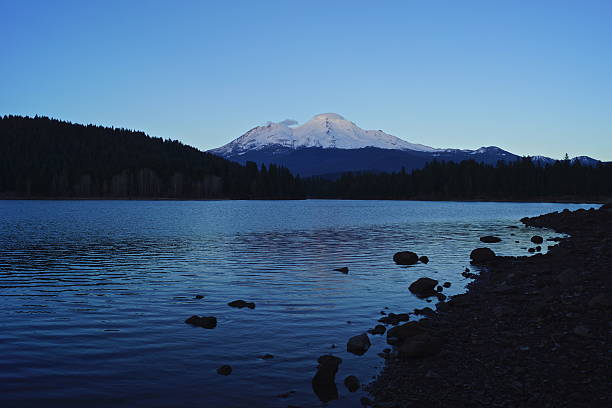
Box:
[210,113,438,155]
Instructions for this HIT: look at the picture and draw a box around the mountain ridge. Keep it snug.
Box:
[210,113,600,176]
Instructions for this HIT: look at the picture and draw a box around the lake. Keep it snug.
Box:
[0,200,598,407]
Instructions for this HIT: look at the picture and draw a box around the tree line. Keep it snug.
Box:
[2,115,610,201]
[0,115,303,199]
[303,158,612,201]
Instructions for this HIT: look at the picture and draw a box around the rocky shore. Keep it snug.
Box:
[368,205,611,407]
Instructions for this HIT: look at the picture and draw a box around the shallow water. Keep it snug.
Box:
[0,200,597,407]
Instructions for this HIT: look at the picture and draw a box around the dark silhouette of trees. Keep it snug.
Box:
[0,115,303,199]
[303,158,612,201]
[2,115,609,202]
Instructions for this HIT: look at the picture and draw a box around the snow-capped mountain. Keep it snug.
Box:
[209,113,600,177]
[210,113,438,155]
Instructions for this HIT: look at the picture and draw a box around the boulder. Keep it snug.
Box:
[531,235,544,244]
[217,365,232,375]
[334,267,349,274]
[442,282,451,288]
[393,251,419,265]
[343,375,360,392]
[470,247,496,263]
[408,277,439,297]
[228,300,255,309]
[378,315,399,325]
[480,235,502,243]
[347,333,371,355]
[434,292,447,302]
[399,334,442,358]
[185,315,217,329]
[387,321,427,344]
[414,307,435,318]
[528,248,536,253]
[367,325,386,335]
[312,355,342,402]
[418,255,429,264]
[390,312,410,321]
[194,295,204,299]
[259,353,274,360]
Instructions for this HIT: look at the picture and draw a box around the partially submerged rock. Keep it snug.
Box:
[347,333,371,355]
[378,313,409,325]
[414,307,435,318]
[217,365,232,375]
[387,321,427,345]
[185,315,217,329]
[334,267,349,274]
[344,375,360,392]
[480,235,502,243]
[418,255,430,264]
[408,277,439,297]
[368,324,386,335]
[228,300,255,309]
[393,251,419,265]
[531,235,544,244]
[470,247,496,263]
[312,355,342,402]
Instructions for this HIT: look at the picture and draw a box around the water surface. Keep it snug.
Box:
[0,200,597,407]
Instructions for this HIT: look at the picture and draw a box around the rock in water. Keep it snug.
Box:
[228,300,255,309]
[367,325,386,335]
[347,333,371,355]
[414,307,435,317]
[480,235,502,243]
[387,321,427,345]
[334,267,349,274]
[217,365,232,375]
[393,251,419,265]
[344,375,360,392]
[312,355,342,402]
[408,277,439,297]
[185,315,217,329]
[418,255,430,264]
[470,247,496,263]
[531,235,544,244]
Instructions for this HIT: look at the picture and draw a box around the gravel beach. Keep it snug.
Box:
[368,205,611,408]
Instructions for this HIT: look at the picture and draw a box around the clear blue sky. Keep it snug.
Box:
[1,0,611,160]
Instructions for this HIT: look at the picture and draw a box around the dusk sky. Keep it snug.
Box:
[1,0,611,160]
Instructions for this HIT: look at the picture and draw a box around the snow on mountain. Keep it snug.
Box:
[571,156,600,166]
[210,113,439,155]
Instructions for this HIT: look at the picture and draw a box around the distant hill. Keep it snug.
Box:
[220,145,523,177]
[0,115,303,199]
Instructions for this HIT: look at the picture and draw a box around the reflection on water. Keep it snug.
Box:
[0,200,597,407]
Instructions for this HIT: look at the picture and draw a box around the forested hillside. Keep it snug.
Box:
[304,158,612,201]
[0,115,303,199]
[2,115,610,202]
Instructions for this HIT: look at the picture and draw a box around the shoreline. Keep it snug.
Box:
[0,196,607,205]
[367,205,611,407]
